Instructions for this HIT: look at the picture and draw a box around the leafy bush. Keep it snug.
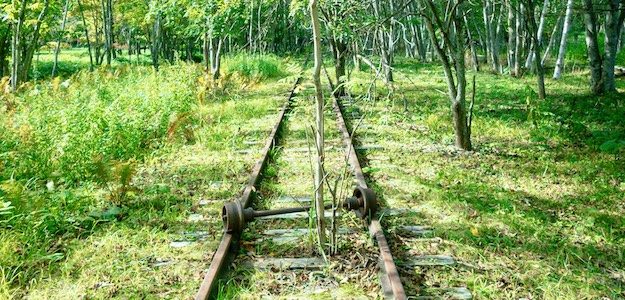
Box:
[0,64,204,291]
[224,53,286,80]
[0,64,201,185]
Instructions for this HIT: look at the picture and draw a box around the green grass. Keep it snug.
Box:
[1,45,624,299]
[0,51,295,298]
[344,54,625,298]
[224,53,288,81]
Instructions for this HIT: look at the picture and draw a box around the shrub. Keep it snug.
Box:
[0,64,201,185]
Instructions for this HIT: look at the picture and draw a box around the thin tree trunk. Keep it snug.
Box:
[309,0,326,252]
[52,0,71,77]
[107,0,114,60]
[602,0,624,92]
[100,0,110,65]
[11,0,27,91]
[553,0,574,79]
[507,0,516,74]
[203,31,209,71]
[92,0,102,65]
[515,2,524,76]
[13,0,49,87]
[373,0,394,83]
[541,15,563,66]
[526,0,549,68]
[332,39,348,97]
[386,0,396,82]
[582,0,604,94]
[151,14,160,71]
[0,31,9,77]
[494,3,504,73]
[352,41,361,71]
[464,15,479,72]
[209,37,222,80]
[20,0,50,84]
[257,0,262,52]
[422,0,472,150]
[77,0,94,71]
[483,1,491,67]
[527,0,546,99]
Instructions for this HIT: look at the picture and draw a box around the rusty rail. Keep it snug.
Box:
[195,75,302,300]
[332,96,407,300]
[197,60,406,299]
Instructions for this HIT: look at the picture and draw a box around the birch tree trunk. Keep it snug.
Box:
[484,0,500,73]
[10,0,27,91]
[526,0,546,99]
[309,0,326,251]
[52,0,71,77]
[602,0,624,92]
[507,0,516,74]
[582,0,604,94]
[92,0,102,65]
[102,0,113,65]
[526,0,549,69]
[515,2,524,76]
[541,15,563,66]
[421,0,472,151]
[20,0,50,83]
[553,0,574,79]
[494,4,504,73]
[151,14,161,71]
[464,15,479,72]
[78,0,94,71]
[209,37,223,80]
[373,0,394,83]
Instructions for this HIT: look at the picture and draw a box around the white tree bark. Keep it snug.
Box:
[541,15,563,66]
[507,0,516,73]
[11,0,28,91]
[52,0,71,77]
[526,0,549,69]
[309,0,326,251]
[514,2,524,76]
[553,0,574,79]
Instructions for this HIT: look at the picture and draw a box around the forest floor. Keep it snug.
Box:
[1,50,624,299]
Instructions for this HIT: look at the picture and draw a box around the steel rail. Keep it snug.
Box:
[332,96,407,300]
[195,75,302,300]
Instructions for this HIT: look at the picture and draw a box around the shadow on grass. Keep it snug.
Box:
[405,174,624,290]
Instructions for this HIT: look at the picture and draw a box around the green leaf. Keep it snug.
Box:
[599,140,625,154]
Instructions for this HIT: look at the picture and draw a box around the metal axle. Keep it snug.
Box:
[222,201,334,234]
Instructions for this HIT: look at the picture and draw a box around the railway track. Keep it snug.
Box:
[194,65,472,299]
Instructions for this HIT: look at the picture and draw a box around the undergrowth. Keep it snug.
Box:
[0,53,290,295]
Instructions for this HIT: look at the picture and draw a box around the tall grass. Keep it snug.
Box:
[0,63,202,290]
[1,65,200,184]
[224,53,286,81]
[0,52,291,294]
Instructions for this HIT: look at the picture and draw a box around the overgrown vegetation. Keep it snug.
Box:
[1,0,624,297]
[346,56,625,298]
[224,54,286,81]
[0,53,292,298]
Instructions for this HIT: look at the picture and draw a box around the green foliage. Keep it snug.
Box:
[599,139,625,155]
[224,53,286,81]
[0,64,200,185]
[0,50,295,296]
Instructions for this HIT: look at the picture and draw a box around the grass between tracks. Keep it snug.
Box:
[1,46,624,299]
